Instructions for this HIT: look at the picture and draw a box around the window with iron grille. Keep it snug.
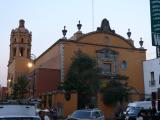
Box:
[101,63,111,74]
[150,71,155,85]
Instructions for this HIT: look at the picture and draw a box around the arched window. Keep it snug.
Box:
[28,39,30,43]
[14,38,16,43]
[21,38,24,43]
[121,60,127,70]
[13,48,16,56]
[27,49,30,58]
[19,47,24,56]
[102,63,111,74]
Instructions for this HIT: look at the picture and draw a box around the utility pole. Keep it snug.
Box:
[92,0,94,31]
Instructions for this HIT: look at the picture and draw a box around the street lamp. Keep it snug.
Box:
[8,79,11,83]
[27,62,33,68]
[27,54,36,98]
[7,79,12,97]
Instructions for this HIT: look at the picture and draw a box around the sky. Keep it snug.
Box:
[0,0,156,86]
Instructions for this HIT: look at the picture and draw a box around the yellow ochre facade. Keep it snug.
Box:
[7,19,32,94]
[36,19,146,97]
[7,19,146,118]
[34,19,146,117]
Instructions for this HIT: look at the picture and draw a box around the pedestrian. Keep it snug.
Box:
[113,103,124,120]
[136,111,144,120]
[39,111,45,120]
[146,111,152,120]
[52,107,57,120]
[48,108,54,120]
[44,114,50,120]
[39,109,50,120]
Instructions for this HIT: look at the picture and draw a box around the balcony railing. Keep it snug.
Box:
[149,80,156,87]
[101,71,112,75]
[100,71,129,80]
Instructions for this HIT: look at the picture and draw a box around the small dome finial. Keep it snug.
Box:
[19,19,25,28]
[127,28,131,39]
[139,37,144,48]
[62,26,67,39]
[77,20,82,31]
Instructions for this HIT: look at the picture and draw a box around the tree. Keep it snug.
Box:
[101,76,129,105]
[11,76,29,99]
[62,50,100,108]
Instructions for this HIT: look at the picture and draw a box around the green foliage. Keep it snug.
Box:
[62,50,100,108]
[11,76,29,99]
[102,79,129,105]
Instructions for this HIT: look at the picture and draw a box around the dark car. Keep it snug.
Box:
[125,107,141,120]
[124,107,154,120]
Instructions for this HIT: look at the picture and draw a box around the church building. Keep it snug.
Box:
[7,18,146,118]
[33,18,146,116]
[7,19,32,95]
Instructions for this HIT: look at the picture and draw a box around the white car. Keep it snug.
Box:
[0,116,40,120]
[0,103,40,120]
[66,108,105,120]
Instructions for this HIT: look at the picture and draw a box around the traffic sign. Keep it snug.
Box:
[150,0,160,46]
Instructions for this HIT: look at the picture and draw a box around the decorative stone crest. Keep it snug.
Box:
[97,18,115,33]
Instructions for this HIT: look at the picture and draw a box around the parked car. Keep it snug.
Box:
[0,116,40,120]
[127,101,152,110]
[125,107,157,120]
[0,101,40,120]
[124,107,142,120]
[66,108,104,120]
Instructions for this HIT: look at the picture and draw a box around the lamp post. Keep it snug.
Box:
[8,79,11,83]
[7,79,12,96]
[27,54,36,98]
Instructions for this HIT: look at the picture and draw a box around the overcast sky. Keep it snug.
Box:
[0,0,156,86]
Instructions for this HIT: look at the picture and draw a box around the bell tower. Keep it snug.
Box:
[7,19,32,90]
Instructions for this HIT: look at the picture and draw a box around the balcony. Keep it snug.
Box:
[100,72,128,80]
[149,80,156,87]
[101,71,112,75]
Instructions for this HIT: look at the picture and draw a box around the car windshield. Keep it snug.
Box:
[71,111,91,119]
[127,107,141,115]
[126,106,132,112]
[0,117,40,120]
